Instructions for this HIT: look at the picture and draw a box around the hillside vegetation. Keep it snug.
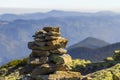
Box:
[0,50,120,80]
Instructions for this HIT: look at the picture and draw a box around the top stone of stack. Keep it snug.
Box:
[43,27,60,32]
[32,27,62,42]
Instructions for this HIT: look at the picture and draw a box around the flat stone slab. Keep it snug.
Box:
[31,50,50,57]
[49,48,67,54]
[46,38,68,47]
[33,71,82,80]
[49,54,72,65]
[28,57,48,65]
[43,27,60,32]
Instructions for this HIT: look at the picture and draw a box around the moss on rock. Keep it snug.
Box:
[113,50,120,61]
[68,59,91,71]
[0,57,28,80]
[87,63,120,80]
[0,57,28,69]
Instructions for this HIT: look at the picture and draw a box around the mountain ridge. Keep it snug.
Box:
[68,42,120,62]
[0,10,119,21]
[68,37,110,49]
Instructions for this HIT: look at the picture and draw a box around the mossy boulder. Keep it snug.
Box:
[87,63,120,80]
[90,70,113,80]
[113,50,120,61]
[68,59,91,71]
[0,57,28,80]
[50,54,72,65]
[0,57,28,69]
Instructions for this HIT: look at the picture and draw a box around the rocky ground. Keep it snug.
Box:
[0,57,120,80]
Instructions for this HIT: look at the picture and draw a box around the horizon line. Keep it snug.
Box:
[0,7,120,14]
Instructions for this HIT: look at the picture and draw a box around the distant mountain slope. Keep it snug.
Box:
[68,47,94,60]
[0,10,85,21]
[68,42,120,62]
[0,10,119,21]
[1,10,120,65]
[68,37,110,49]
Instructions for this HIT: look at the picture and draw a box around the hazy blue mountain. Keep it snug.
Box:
[68,42,120,62]
[0,10,119,21]
[0,10,84,21]
[68,37,110,49]
[0,10,120,65]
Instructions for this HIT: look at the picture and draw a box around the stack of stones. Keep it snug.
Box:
[27,27,72,78]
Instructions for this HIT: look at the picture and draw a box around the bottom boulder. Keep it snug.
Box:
[31,63,71,77]
[31,64,55,77]
[32,71,82,80]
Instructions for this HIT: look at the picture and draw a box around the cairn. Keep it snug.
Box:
[27,27,72,78]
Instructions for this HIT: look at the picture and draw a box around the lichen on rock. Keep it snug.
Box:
[87,63,120,80]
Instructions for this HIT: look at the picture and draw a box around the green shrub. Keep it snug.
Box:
[89,63,120,80]
[104,57,114,62]
[113,50,120,61]
[0,57,28,69]
[92,70,113,80]
[68,59,91,71]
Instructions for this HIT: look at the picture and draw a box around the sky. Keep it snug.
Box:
[0,0,120,13]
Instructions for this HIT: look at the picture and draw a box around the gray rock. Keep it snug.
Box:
[34,41,46,46]
[46,38,68,48]
[34,38,45,42]
[31,64,55,76]
[50,48,67,54]
[35,30,47,35]
[34,71,82,80]
[43,27,60,32]
[28,45,64,51]
[45,31,61,37]
[22,74,31,80]
[28,57,48,65]
[49,54,72,65]
[45,36,60,41]
[32,50,50,57]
